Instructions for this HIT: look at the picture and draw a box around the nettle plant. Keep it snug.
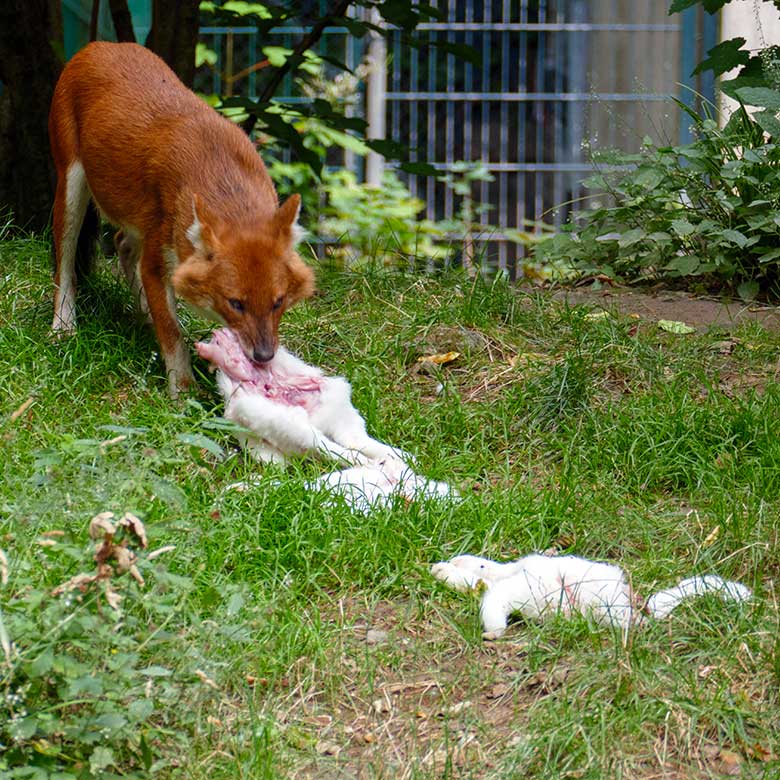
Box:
[538,0,780,299]
[0,515,195,778]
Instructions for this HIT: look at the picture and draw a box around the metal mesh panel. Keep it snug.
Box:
[199,3,714,276]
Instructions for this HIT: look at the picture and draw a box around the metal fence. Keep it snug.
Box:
[198,1,717,277]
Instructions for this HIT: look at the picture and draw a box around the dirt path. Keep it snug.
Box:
[553,286,780,331]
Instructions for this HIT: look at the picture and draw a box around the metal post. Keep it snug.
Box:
[365,8,386,187]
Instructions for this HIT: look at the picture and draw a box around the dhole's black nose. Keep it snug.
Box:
[252,346,274,363]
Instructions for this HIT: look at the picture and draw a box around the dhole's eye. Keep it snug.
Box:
[272,296,284,311]
[228,298,245,313]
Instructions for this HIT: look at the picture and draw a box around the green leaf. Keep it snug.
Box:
[29,648,54,677]
[90,746,115,773]
[633,167,664,189]
[669,0,728,13]
[139,665,173,677]
[658,319,696,334]
[721,229,749,248]
[735,86,780,111]
[693,37,749,77]
[758,248,780,264]
[149,476,187,508]
[68,675,103,696]
[399,161,439,177]
[176,433,225,459]
[129,699,156,722]
[737,280,759,301]
[195,43,218,68]
[665,255,700,275]
[618,228,645,248]
[93,712,127,732]
[98,424,149,435]
[752,110,780,138]
[671,219,695,237]
[262,46,292,68]
[12,716,39,740]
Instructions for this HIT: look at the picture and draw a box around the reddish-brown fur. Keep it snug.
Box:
[49,41,314,396]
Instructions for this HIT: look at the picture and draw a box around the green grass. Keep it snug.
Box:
[1,234,780,779]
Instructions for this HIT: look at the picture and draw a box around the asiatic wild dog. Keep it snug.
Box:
[49,41,314,396]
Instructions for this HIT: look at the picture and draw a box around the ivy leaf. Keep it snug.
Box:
[693,38,749,77]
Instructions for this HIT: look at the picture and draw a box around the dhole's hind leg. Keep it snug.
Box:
[52,161,91,333]
[139,235,193,398]
[115,231,150,321]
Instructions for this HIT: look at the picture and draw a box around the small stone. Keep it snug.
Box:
[315,739,341,756]
[372,696,392,714]
[365,628,389,645]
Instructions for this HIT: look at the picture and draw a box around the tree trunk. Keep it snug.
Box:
[108,0,137,43]
[147,0,201,87]
[0,0,63,232]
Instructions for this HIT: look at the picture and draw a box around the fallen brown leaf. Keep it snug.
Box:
[9,398,34,423]
[119,513,147,548]
[89,512,116,539]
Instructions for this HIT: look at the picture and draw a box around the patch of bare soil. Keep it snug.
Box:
[553,285,780,331]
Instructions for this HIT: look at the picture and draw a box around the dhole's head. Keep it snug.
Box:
[172,194,314,363]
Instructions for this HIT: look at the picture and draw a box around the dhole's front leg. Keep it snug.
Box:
[139,235,193,397]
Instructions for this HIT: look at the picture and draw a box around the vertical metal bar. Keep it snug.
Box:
[679,6,697,144]
[701,8,718,114]
[552,0,563,229]
[534,0,546,222]
[427,22,436,222]
[212,32,220,95]
[225,30,234,97]
[609,0,617,149]
[464,0,473,163]
[498,0,510,272]
[409,32,419,200]
[249,30,257,100]
[391,26,401,143]
[480,0,491,229]
[365,9,387,186]
[518,0,528,243]
[568,0,588,222]
[342,26,355,175]
[444,0,455,223]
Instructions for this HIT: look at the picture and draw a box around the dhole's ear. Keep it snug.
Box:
[275,194,306,246]
[187,195,220,258]
[286,253,315,304]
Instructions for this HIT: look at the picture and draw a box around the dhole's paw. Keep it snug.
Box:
[167,369,195,400]
[51,319,76,337]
